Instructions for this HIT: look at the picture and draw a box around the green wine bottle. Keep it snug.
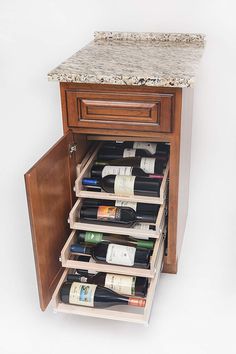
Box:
[77,231,154,249]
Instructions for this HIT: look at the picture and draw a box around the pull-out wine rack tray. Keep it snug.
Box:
[60,226,165,278]
[52,236,164,325]
[68,198,166,239]
[74,144,169,205]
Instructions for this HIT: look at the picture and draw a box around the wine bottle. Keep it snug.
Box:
[102,141,169,155]
[94,156,166,174]
[67,272,148,296]
[97,147,153,160]
[80,206,156,226]
[60,282,146,308]
[90,164,163,179]
[82,198,160,214]
[77,231,154,249]
[82,175,161,197]
[70,243,151,268]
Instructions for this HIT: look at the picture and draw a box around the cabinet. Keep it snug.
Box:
[25,31,204,324]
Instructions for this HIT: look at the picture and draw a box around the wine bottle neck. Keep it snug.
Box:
[128,297,146,307]
[70,244,92,255]
[135,212,156,223]
[82,178,100,187]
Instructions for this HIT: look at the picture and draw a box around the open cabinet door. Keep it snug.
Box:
[25,131,76,311]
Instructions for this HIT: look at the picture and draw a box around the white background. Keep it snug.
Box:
[0,1,235,353]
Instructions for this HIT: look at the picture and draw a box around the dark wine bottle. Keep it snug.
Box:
[70,243,151,268]
[94,156,166,174]
[82,198,160,214]
[98,147,153,160]
[67,272,148,296]
[90,164,163,179]
[102,141,169,155]
[80,206,156,226]
[60,281,146,308]
[77,231,154,249]
[82,175,161,197]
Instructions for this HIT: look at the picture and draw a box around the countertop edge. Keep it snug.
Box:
[47,74,195,88]
[94,31,206,44]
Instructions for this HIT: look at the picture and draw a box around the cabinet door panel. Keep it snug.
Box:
[25,132,75,310]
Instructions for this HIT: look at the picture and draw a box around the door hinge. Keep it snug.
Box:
[69,143,77,156]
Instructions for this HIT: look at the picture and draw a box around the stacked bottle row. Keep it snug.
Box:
[60,267,148,309]
[59,141,169,309]
[60,229,156,308]
[82,141,169,197]
[70,230,154,268]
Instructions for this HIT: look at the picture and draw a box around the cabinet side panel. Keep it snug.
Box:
[60,83,70,134]
[176,88,194,259]
[25,133,74,310]
[163,89,182,273]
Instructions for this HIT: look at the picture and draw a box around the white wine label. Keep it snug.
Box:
[105,274,135,295]
[88,257,97,275]
[140,158,155,173]
[133,142,157,155]
[129,223,150,239]
[115,200,137,211]
[134,223,150,230]
[102,166,133,178]
[123,148,136,157]
[106,244,136,266]
[69,283,97,307]
[114,175,135,196]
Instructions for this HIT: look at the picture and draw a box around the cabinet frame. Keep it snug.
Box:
[60,83,194,275]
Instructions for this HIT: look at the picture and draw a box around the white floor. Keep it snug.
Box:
[0,204,235,354]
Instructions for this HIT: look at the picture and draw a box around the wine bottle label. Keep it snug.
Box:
[134,223,149,230]
[115,200,137,211]
[105,274,136,296]
[114,175,135,196]
[84,231,103,243]
[130,223,149,239]
[140,158,155,173]
[79,276,89,283]
[133,142,157,155]
[123,148,136,157]
[69,282,97,307]
[97,206,120,221]
[102,166,133,178]
[106,244,136,266]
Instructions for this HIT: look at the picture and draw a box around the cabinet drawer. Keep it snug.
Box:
[60,229,165,278]
[75,143,169,205]
[68,198,166,239]
[65,89,173,133]
[52,236,164,325]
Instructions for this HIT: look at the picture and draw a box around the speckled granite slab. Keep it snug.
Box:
[48,31,205,88]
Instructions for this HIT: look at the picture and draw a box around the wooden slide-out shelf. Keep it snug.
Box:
[60,226,165,278]
[74,143,169,205]
[68,198,166,239]
[52,236,164,325]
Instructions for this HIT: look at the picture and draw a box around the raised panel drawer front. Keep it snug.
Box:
[65,89,173,133]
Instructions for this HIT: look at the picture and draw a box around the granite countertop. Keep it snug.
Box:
[48,31,205,88]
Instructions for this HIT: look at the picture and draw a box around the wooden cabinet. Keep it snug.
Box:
[25,82,193,324]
